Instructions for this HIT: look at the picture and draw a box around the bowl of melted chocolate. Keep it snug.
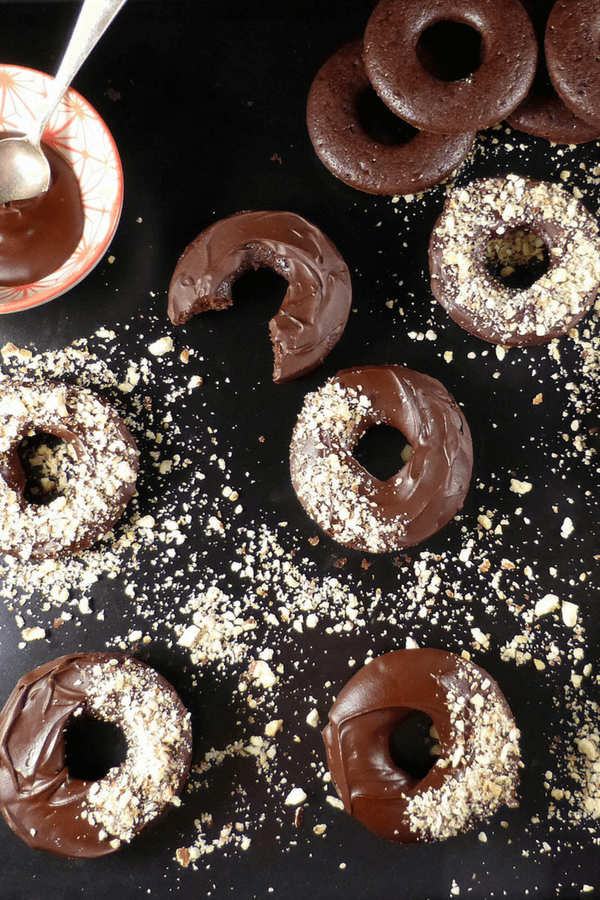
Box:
[0,65,123,313]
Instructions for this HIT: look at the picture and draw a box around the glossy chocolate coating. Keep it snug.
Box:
[0,381,139,559]
[0,137,84,286]
[323,649,520,842]
[0,653,193,858]
[168,210,352,383]
[429,177,600,346]
[363,0,537,134]
[290,366,473,553]
[546,0,600,129]
[306,39,475,195]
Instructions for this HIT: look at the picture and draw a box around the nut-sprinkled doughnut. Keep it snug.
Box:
[363,0,537,134]
[429,176,600,346]
[289,365,473,553]
[0,379,139,559]
[306,39,475,195]
[546,0,600,129]
[0,653,193,857]
[168,210,352,383]
[323,648,521,842]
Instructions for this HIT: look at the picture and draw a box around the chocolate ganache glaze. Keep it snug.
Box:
[0,136,84,286]
[290,366,473,553]
[168,210,352,383]
[323,649,521,843]
[0,653,193,857]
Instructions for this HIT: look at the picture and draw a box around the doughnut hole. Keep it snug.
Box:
[416,21,483,82]
[352,422,412,481]
[18,432,78,505]
[64,710,128,782]
[389,711,441,781]
[486,227,550,291]
[357,87,419,145]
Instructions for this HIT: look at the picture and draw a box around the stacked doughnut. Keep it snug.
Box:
[307,0,600,196]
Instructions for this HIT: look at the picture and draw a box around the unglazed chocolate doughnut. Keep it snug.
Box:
[363,0,537,134]
[507,90,600,145]
[289,365,473,553]
[323,648,521,842]
[0,379,139,559]
[0,137,84,286]
[0,653,192,857]
[429,176,600,346]
[546,0,600,129]
[306,39,475,195]
[168,210,352,383]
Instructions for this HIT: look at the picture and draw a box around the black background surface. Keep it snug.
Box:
[0,1,599,898]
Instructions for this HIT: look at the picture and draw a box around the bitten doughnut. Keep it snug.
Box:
[546,0,600,129]
[306,39,475,195]
[289,365,473,553]
[0,653,192,857]
[168,210,352,383]
[323,648,521,842]
[0,379,139,559]
[429,175,600,346]
[363,0,537,134]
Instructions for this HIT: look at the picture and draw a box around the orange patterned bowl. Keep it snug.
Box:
[0,65,123,314]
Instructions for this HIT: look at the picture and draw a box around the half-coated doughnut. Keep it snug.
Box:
[0,653,192,857]
[289,365,473,553]
[323,648,521,842]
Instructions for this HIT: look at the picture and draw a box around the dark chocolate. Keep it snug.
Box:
[507,90,600,145]
[0,136,84,286]
[323,649,521,842]
[0,653,192,857]
[306,39,475,195]
[363,0,537,134]
[168,210,352,383]
[290,365,473,553]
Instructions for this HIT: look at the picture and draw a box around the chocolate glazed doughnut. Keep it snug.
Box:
[0,653,193,857]
[546,0,600,129]
[429,176,600,346]
[168,210,352,383]
[306,39,475,195]
[323,649,521,842]
[0,379,139,560]
[363,0,537,134]
[289,365,473,553]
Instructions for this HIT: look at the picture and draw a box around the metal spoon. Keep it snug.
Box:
[0,0,128,203]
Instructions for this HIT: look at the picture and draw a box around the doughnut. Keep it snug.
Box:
[0,653,193,857]
[507,90,600,145]
[322,648,521,842]
[362,0,537,134]
[546,0,600,129]
[0,135,84,287]
[306,39,476,195]
[168,210,352,383]
[429,175,600,346]
[0,379,139,559]
[289,365,473,553]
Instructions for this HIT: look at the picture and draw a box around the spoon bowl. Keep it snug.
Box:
[0,0,127,204]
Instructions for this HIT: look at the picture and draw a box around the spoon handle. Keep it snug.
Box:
[32,0,129,146]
